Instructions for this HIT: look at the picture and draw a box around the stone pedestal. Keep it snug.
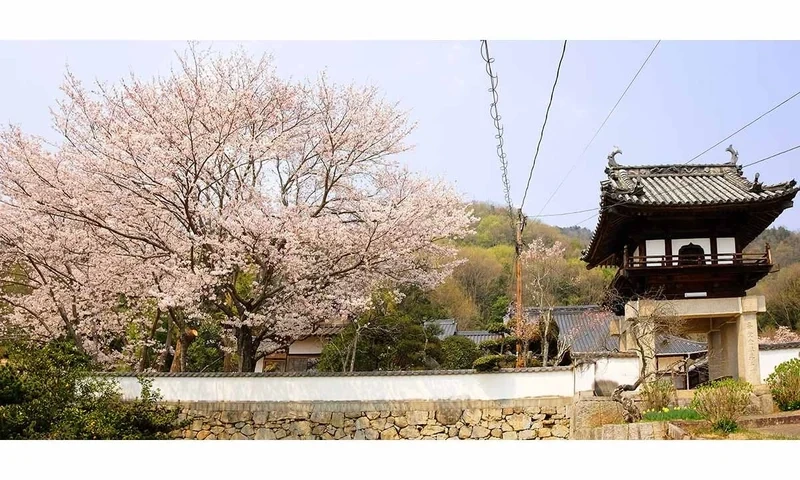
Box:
[623,296,765,385]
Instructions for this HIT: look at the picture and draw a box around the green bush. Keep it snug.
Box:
[640,379,677,412]
[690,378,753,433]
[472,353,516,372]
[0,339,183,439]
[440,336,481,370]
[641,407,703,422]
[767,358,800,411]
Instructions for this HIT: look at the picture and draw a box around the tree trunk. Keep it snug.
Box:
[139,309,162,372]
[236,325,258,372]
[542,311,550,367]
[158,317,174,372]
[612,380,643,423]
[170,328,198,373]
[349,328,360,373]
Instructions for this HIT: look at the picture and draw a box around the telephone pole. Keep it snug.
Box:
[514,210,526,368]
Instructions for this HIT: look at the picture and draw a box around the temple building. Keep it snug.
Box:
[581,145,798,384]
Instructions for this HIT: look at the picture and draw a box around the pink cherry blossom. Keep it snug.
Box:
[0,45,474,371]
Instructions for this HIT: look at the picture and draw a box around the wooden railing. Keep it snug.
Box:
[625,251,771,269]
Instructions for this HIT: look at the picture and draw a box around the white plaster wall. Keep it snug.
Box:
[645,239,665,266]
[717,237,736,265]
[288,337,324,355]
[759,348,800,383]
[574,363,595,393]
[593,357,641,387]
[111,369,577,403]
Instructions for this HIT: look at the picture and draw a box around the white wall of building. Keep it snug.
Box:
[594,357,640,387]
[645,239,665,266]
[112,369,577,403]
[759,347,800,383]
[717,237,736,264]
[288,337,324,355]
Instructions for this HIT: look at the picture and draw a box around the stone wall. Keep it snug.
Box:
[168,397,571,440]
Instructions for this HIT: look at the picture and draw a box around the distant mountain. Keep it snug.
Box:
[557,225,593,246]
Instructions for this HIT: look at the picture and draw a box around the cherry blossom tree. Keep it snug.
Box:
[0,45,473,371]
[520,238,569,366]
[759,326,800,345]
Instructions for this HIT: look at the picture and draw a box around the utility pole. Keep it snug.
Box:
[514,210,526,368]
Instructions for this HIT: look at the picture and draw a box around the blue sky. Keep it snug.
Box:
[1,41,798,230]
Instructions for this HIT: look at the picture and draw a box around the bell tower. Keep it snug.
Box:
[582,146,798,384]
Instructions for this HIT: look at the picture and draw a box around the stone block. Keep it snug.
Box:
[255,428,276,440]
[484,408,503,421]
[458,426,472,439]
[471,425,491,439]
[219,411,237,424]
[252,412,268,425]
[501,422,513,432]
[523,407,541,416]
[241,424,255,436]
[293,421,312,436]
[310,411,332,424]
[517,430,536,440]
[239,411,253,422]
[462,409,482,425]
[502,431,518,440]
[408,411,429,426]
[400,426,421,439]
[538,427,552,438]
[191,419,204,431]
[355,417,370,430]
[274,429,287,439]
[195,430,211,440]
[394,416,409,428]
[370,418,387,431]
[345,411,362,419]
[366,411,380,420]
[380,428,399,440]
[508,414,532,431]
[491,428,502,438]
[365,428,380,440]
[436,409,461,425]
[552,425,569,438]
[330,412,344,428]
[420,425,445,436]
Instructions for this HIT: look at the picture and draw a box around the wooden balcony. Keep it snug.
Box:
[624,252,771,269]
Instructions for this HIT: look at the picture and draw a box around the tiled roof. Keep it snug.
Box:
[456,331,503,344]
[424,319,457,339]
[655,334,707,355]
[92,366,573,377]
[581,152,799,267]
[603,163,798,207]
[758,341,800,350]
[521,304,707,356]
[545,305,621,354]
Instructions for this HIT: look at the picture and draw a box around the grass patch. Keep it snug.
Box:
[641,407,703,422]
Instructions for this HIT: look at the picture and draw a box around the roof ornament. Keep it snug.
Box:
[725,144,739,165]
[632,177,645,196]
[751,172,764,193]
[607,146,622,167]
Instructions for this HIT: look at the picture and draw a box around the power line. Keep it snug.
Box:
[742,144,800,168]
[684,89,800,165]
[479,40,515,225]
[535,40,661,219]
[519,40,568,215]
[532,206,598,218]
